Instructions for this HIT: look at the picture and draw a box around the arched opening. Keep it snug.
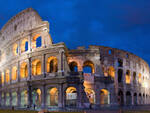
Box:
[100,89,110,105]
[1,72,4,84]
[32,88,41,107]
[143,94,145,104]
[47,56,58,73]
[126,70,131,84]
[5,69,10,83]
[6,93,10,106]
[12,66,17,81]
[21,39,28,52]
[126,91,131,105]
[13,43,18,55]
[1,93,4,106]
[134,93,137,105]
[108,49,112,55]
[47,88,58,107]
[21,90,28,107]
[118,90,124,105]
[85,88,95,104]
[32,34,42,48]
[32,59,41,76]
[83,60,95,73]
[118,69,123,83]
[69,61,78,72]
[139,73,142,84]
[66,87,77,107]
[133,72,136,84]
[102,66,108,77]
[118,58,123,67]
[20,62,28,78]
[12,92,17,106]
[139,93,142,105]
[108,66,115,78]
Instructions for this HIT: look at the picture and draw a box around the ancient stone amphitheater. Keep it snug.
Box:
[0,8,149,110]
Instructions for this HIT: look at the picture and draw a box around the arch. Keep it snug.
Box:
[1,93,5,106]
[21,38,28,52]
[118,90,124,105]
[20,62,28,78]
[69,61,78,72]
[126,70,131,84]
[13,43,18,55]
[139,73,142,84]
[21,90,28,107]
[85,88,95,104]
[32,88,41,107]
[134,93,137,105]
[32,59,41,75]
[108,66,115,78]
[47,87,58,107]
[6,93,10,106]
[1,72,4,84]
[108,49,112,55]
[133,72,136,84]
[32,34,42,48]
[139,93,142,105]
[12,92,17,106]
[5,69,10,83]
[100,89,110,105]
[12,66,17,81]
[126,91,131,105]
[117,58,123,67]
[66,87,77,107]
[118,69,123,83]
[47,56,58,73]
[83,60,95,73]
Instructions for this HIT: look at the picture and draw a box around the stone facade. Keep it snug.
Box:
[0,8,150,110]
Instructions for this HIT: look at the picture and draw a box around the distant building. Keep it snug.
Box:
[0,8,149,110]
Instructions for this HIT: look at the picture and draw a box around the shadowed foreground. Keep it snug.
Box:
[1,109,150,113]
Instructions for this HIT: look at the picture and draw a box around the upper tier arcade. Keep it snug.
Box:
[0,8,52,48]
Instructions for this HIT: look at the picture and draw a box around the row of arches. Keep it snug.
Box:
[69,60,95,74]
[1,87,110,108]
[13,34,42,56]
[118,90,149,105]
[117,69,145,84]
[1,56,58,83]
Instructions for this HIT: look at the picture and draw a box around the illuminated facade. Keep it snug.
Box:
[0,8,150,110]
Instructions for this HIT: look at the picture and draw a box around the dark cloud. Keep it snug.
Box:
[0,0,150,64]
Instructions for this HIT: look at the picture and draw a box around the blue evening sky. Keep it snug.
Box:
[0,0,150,64]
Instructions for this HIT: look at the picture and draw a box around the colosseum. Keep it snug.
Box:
[0,8,149,110]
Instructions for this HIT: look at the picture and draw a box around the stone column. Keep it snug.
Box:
[10,92,12,107]
[27,84,32,108]
[41,85,46,109]
[42,54,46,77]
[28,58,32,80]
[18,40,21,56]
[17,89,21,107]
[28,34,32,52]
[123,91,126,105]
[17,61,20,82]
[58,50,65,76]
[9,68,12,84]
[94,87,100,108]
[110,88,118,106]
[58,84,65,108]
[131,92,134,105]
